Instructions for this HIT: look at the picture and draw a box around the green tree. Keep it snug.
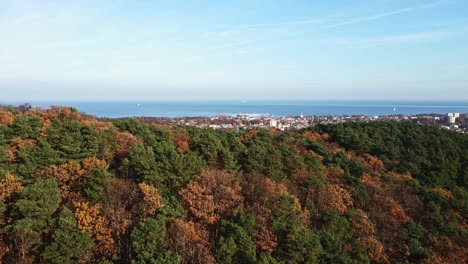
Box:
[217,208,257,264]
[11,116,42,139]
[217,237,237,264]
[124,143,160,183]
[317,211,354,264]
[258,252,279,264]
[46,120,84,159]
[42,208,94,264]
[406,220,430,262]
[272,195,321,263]
[10,218,42,263]
[84,168,111,204]
[14,179,61,227]
[241,135,286,181]
[130,216,180,264]
[6,179,60,263]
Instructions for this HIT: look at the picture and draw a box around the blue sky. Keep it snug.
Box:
[1,0,467,101]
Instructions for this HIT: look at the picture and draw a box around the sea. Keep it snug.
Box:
[7,101,468,118]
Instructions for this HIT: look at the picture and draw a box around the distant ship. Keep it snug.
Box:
[393,107,396,111]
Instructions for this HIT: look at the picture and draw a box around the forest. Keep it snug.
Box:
[0,105,466,264]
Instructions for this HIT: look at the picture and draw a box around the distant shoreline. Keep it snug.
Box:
[1,103,466,133]
[1,101,468,118]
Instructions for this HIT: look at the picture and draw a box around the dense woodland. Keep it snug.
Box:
[0,105,466,264]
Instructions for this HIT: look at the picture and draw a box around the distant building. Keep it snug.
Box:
[269,119,278,128]
[454,113,460,118]
[447,113,454,117]
[449,116,456,124]
[212,115,231,120]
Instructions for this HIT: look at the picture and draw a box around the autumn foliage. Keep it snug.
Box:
[0,106,465,263]
[115,131,139,158]
[242,175,287,252]
[0,172,22,201]
[172,130,190,153]
[181,169,243,225]
[317,184,353,214]
[0,108,14,126]
[138,182,163,216]
[7,138,36,161]
[168,219,215,264]
[358,154,385,175]
[74,201,116,257]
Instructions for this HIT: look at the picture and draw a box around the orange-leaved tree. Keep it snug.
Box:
[74,201,116,258]
[0,108,14,126]
[180,169,243,225]
[241,174,287,252]
[0,172,22,202]
[138,182,163,216]
[168,219,215,264]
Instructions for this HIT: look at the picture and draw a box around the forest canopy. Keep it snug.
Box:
[0,106,466,264]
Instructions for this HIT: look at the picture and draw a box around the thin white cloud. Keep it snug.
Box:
[332,30,445,48]
[330,23,468,48]
[205,1,447,50]
[221,39,260,48]
[205,18,325,38]
[325,1,443,28]
[236,19,325,30]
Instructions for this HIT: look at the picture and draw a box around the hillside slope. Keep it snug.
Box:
[0,106,466,263]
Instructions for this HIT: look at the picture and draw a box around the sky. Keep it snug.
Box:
[0,0,468,101]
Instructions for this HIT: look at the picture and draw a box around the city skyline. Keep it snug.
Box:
[1,0,468,101]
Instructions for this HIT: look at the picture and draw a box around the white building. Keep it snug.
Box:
[448,116,456,124]
[269,119,278,128]
[454,113,460,118]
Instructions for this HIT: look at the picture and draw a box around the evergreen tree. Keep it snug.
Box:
[272,195,321,263]
[125,144,160,183]
[84,168,111,204]
[14,179,61,227]
[130,215,180,264]
[42,208,94,264]
[217,208,257,264]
